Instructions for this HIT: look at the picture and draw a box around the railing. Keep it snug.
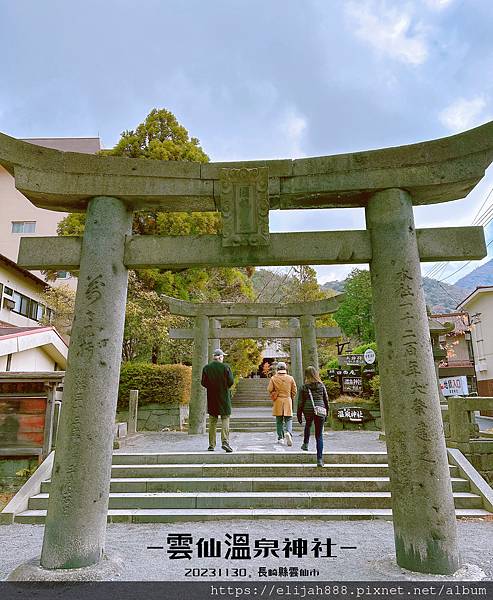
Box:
[448,396,493,447]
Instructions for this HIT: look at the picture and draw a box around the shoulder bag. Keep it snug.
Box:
[308,387,327,418]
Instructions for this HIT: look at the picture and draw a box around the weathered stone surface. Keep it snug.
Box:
[2,122,493,211]
[40,197,132,570]
[188,315,209,435]
[17,226,486,271]
[300,314,319,370]
[289,317,303,394]
[366,188,459,575]
[168,326,341,339]
[8,554,124,581]
[163,294,341,318]
[220,167,270,247]
[209,318,221,361]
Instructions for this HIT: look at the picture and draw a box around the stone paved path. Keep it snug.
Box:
[116,429,386,454]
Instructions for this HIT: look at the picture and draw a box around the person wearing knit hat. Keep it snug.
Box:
[267,362,297,446]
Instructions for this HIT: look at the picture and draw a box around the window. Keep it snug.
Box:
[4,287,13,296]
[11,291,45,322]
[56,271,70,279]
[11,221,36,234]
[6,354,12,372]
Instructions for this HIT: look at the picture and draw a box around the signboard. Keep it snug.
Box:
[342,376,363,393]
[364,348,376,364]
[335,406,375,423]
[439,376,469,397]
[338,354,365,366]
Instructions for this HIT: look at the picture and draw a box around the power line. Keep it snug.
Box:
[267,267,294,303]
[425,185,493,280]
[472,186,493,225]
[439,238,493,283]
[254,268,279,302]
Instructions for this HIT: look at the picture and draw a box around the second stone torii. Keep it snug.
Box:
[163,295,342,434]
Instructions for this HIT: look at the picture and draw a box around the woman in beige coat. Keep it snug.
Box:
[267,362,297,445]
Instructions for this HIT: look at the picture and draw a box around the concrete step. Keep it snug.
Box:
[107,463,460,479]
[15,507,492,524]
[111,451,390,465]
[109,463,392,478]
[28,490,482,511]
[39,476,472,494]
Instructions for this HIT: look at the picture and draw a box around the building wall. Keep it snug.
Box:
[0,346,59,372]
[0,167,69,263]
[0,261,48,327]
[465,292,493,385]
[0,135,100,291]
[8,346,57,371]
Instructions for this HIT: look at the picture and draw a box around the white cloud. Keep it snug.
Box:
[423,0,454,10]
[279,108,308,158]
[345,1,428,65]
[439,96,490,132]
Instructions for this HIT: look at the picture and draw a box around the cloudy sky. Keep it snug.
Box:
[1,0,492,283]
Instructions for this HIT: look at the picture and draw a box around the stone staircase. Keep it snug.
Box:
[183,377,304,432]
[232,378,271,407]
[14,450,491,523]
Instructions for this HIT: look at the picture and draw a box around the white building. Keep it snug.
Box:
[0,136,100,289]
[0,253,53,328]
[457,286,493,400]
[0,326,67,372]
[0,254,68,371]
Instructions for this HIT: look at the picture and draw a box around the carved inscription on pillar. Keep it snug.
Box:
[220,167,269,247]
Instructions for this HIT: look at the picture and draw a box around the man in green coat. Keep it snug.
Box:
[201,349,235,452]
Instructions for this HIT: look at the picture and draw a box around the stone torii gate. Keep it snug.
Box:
[163,295,342,432]
[1,122,492,576]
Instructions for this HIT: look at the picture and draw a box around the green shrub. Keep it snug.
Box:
[118,363,192,409]
[369,374,380,399]
[324,357,339,370]
[323,378,341,400]
[352,341,378,355]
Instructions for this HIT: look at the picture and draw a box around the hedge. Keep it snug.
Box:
[118,363,192,410]
[323,378,341,400]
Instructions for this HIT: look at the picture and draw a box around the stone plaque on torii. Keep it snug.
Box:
[1,121,492,576]
[164,294,342,433]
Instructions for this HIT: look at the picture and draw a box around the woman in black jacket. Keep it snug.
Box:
[296,366,329,467]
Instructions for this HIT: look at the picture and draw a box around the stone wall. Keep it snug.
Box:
[117,403,189,431]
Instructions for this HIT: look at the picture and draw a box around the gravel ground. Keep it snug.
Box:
[2,431,491,581]
[0,520,491,581]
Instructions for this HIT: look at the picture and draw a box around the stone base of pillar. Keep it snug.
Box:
[8,554,124,581]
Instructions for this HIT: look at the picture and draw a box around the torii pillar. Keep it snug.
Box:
[300,314,319,370]
[289,317,303,391]
[367,188,459,574]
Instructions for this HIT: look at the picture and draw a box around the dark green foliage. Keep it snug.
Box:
[334,268,375,344]
[321,377,341,400]
[118,363,191,409]
[104,108,209,162]
[352,341,377,355]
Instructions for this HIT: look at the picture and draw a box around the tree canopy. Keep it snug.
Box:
[56,108,257,374]
[334,268,375,344]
